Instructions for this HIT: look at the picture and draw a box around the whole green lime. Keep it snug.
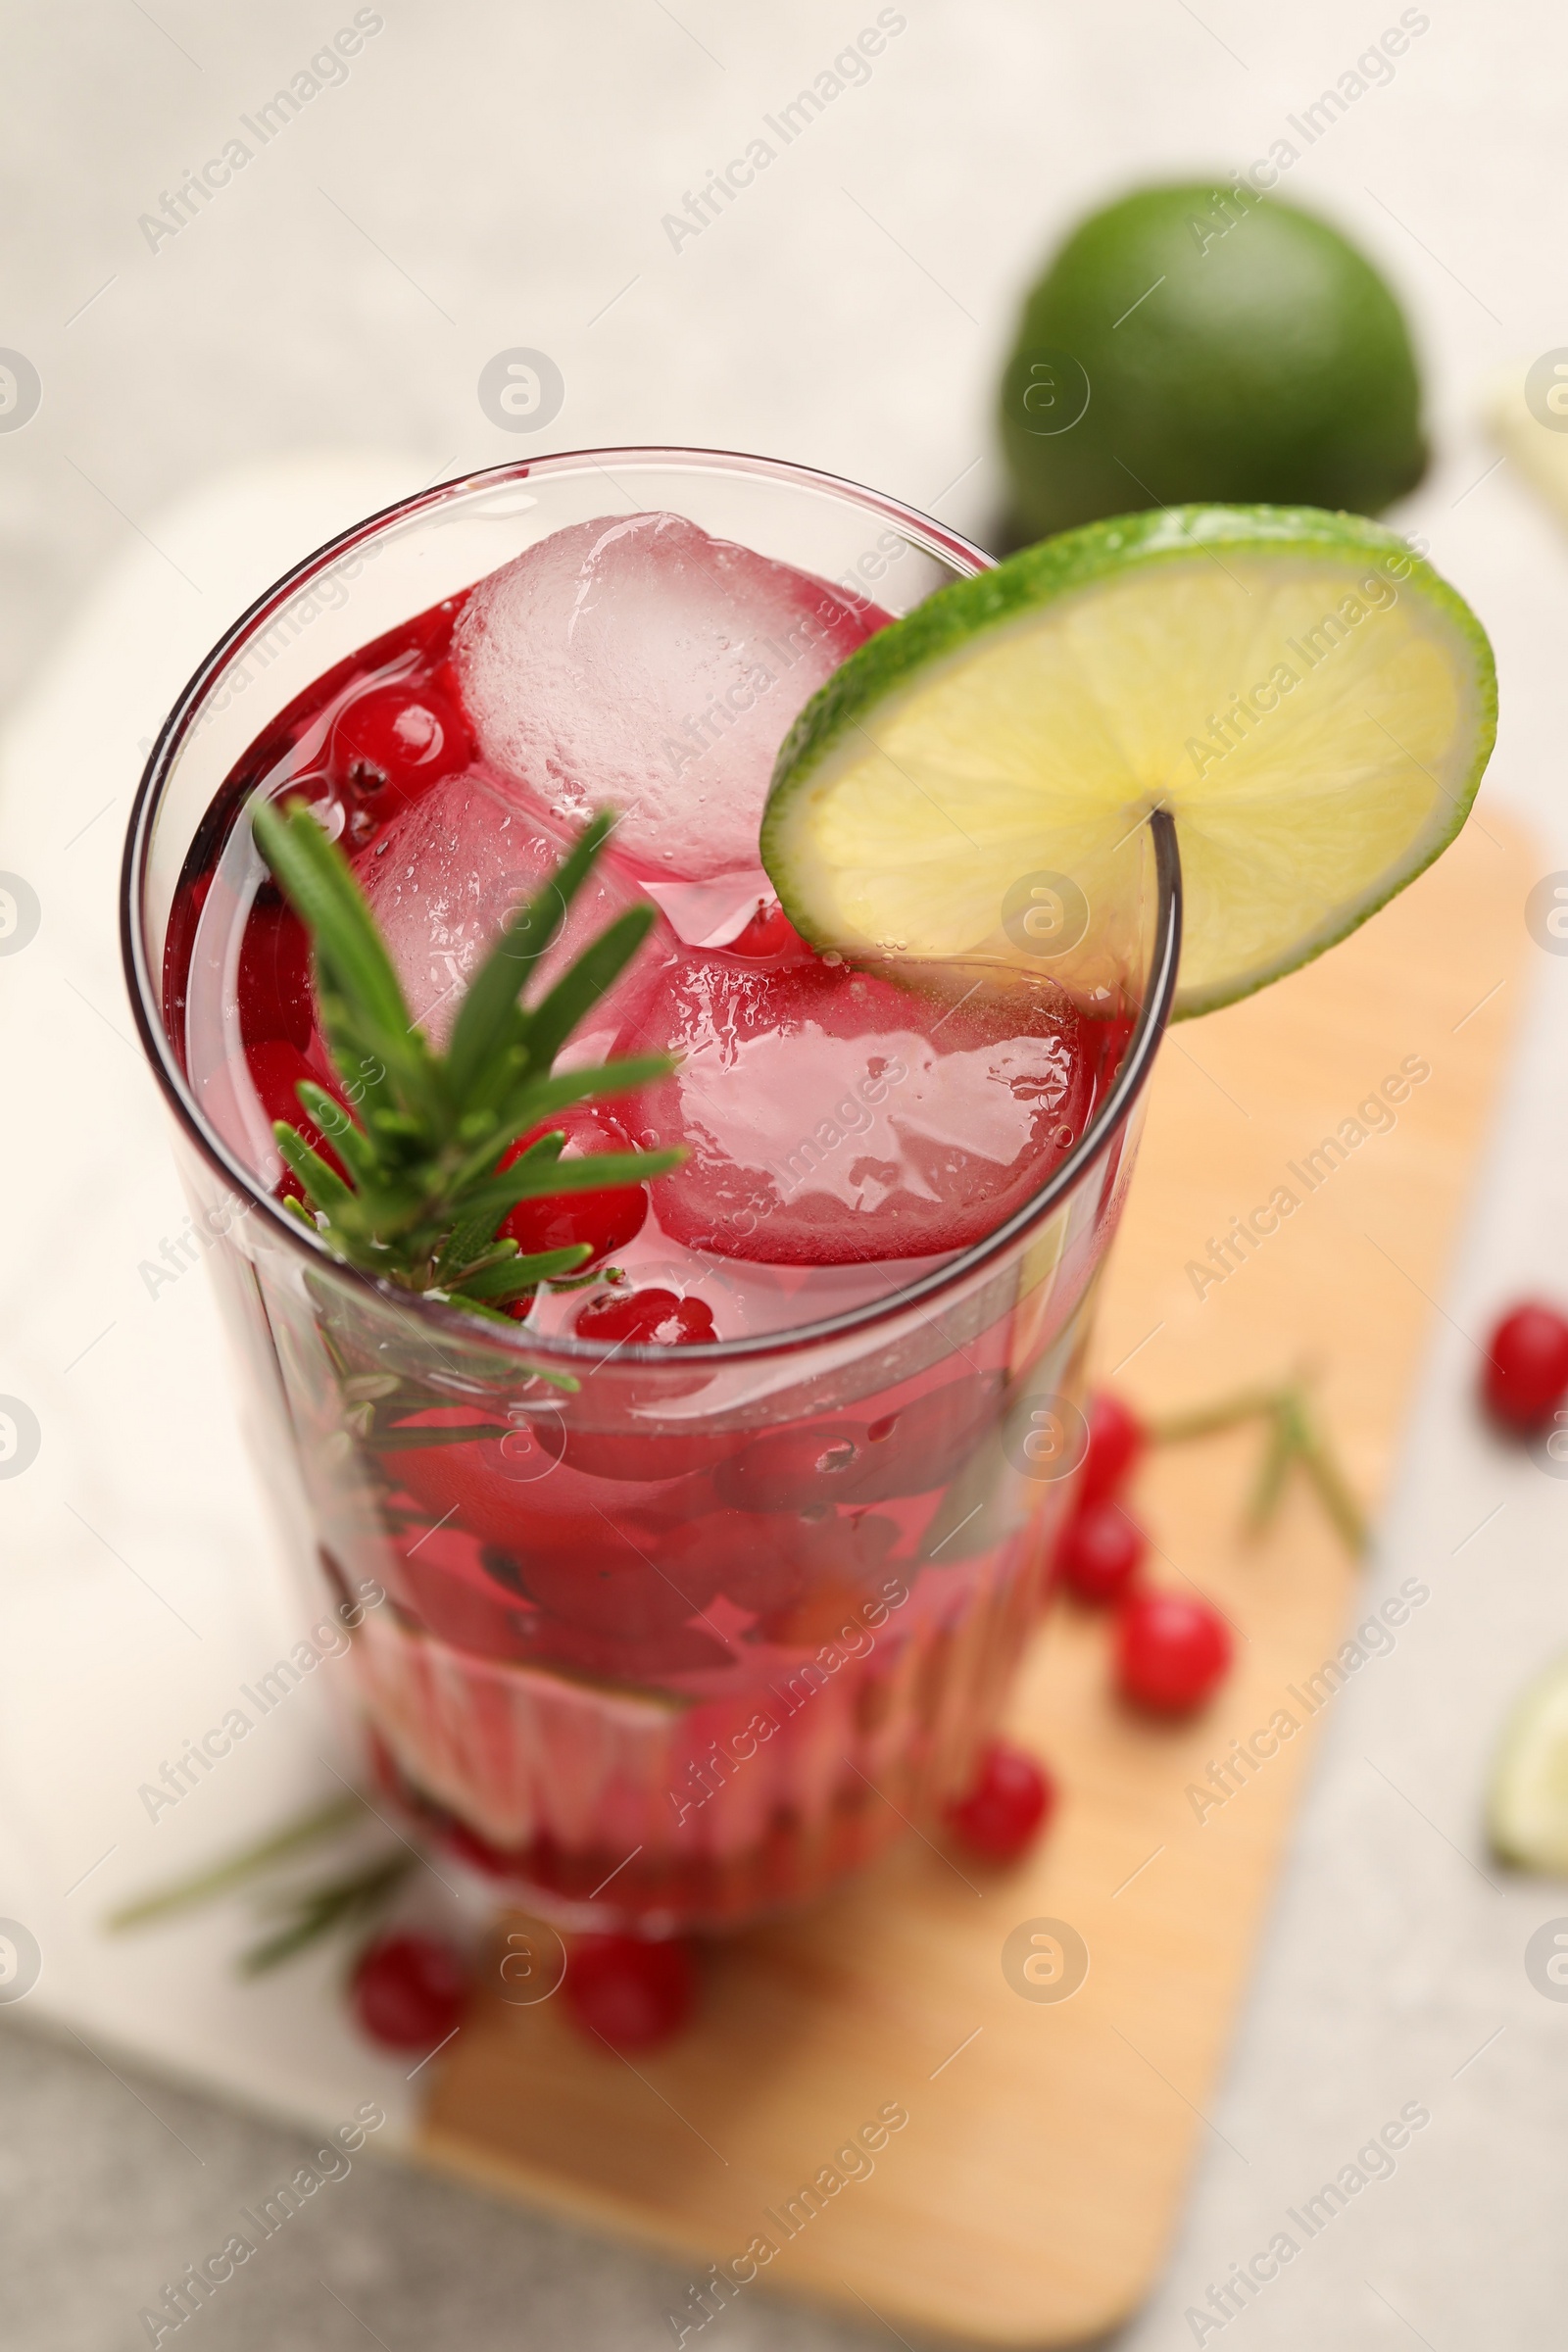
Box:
[999,184,1427,537]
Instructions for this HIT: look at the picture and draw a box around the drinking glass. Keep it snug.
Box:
[122,450,1180,1934]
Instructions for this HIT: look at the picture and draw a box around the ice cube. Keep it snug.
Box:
[354,765,670,1053]
[618,942,1097,1264]
[454,513,887,882]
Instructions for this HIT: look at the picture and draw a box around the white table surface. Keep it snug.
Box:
[3,3,1568,2345]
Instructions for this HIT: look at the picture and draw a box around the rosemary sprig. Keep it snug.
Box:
[250,798,680,1325]
[238,1853,416,1977]
[105,1794,366,1933]
[1148,1377,1367,1557]
[106,1791,422,1978]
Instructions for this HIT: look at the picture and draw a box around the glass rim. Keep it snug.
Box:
[121,443,1184,1370]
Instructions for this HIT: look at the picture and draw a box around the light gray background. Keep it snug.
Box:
[5,2,1568,2345]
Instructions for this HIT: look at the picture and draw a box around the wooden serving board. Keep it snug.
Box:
[415,812,1532,2345]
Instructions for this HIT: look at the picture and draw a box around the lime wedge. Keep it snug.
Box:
[1490,1653,1568,1874]
[760,506,1496,1017]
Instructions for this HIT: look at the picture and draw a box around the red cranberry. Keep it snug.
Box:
[1116,1592,1231,1714]
[563,1933,697,2051]
[573,1287,716,1348]
[713,1422,865,1511]
[332,681,471,807]
[1080,1390,1146,1506]
[724,899,808,960]
[350,1933,470,2050]
[1482,1301,1568,1434]
[497,1112,649,1280]
[945,1740,1055,1861]
[1058,1498,1146,1605]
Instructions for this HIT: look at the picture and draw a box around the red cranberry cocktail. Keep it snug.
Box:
[124,452,1178,1934]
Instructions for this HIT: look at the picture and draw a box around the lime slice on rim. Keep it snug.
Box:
[1490,1653,1568,1875]
[760,506,1496,1017]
